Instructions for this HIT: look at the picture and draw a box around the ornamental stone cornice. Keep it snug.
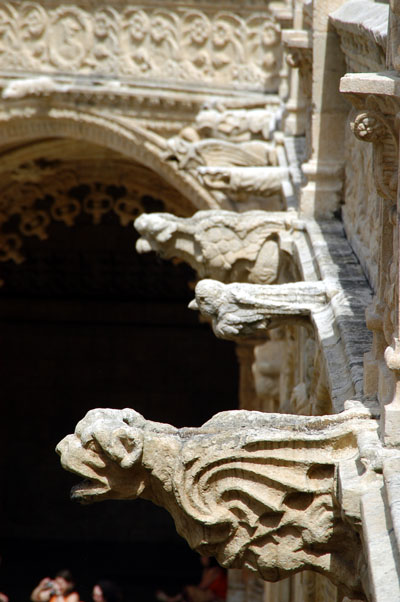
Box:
[0,1,287,93]
[0,75,282,135]
[330,1,387,73]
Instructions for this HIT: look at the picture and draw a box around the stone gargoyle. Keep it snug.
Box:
[57,406,375,599]
[135,210,299,284]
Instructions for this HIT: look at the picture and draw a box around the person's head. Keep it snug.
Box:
[54,570,75,595]
[92,580,122,602]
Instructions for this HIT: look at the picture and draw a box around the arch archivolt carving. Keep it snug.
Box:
[0,97,230,267]
[0,98,224,210]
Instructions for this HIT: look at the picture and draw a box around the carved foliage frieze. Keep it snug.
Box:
[0,3,282,91]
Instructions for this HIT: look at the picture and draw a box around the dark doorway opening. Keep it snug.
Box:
[0,210,238,602]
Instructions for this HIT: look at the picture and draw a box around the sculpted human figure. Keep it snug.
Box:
[57,406,374,599]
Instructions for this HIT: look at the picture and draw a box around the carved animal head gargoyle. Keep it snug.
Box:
[135,210,299,284]
[57,407,372,599]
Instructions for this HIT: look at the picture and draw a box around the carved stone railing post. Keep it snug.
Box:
[57,406,377,599]
[282,30,312,137]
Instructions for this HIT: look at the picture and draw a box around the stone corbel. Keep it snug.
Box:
[57,406,377,599]
[340,74,400,203]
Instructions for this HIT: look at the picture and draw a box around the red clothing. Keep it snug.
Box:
[209,571,227,600]
[49,594,77,602]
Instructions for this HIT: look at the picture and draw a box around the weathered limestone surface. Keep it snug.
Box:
[135,210,297,284]
[57,406,377,598]
[0,1,285,92]
[5,0,400,599]
[330,1,387,73]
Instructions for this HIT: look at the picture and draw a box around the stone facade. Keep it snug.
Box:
[1,0,400,601]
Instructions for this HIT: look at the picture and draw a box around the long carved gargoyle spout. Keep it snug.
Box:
[57,407,373,598]
[189,279,328,338]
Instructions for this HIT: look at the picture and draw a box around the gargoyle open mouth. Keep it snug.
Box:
[71,478,109,503]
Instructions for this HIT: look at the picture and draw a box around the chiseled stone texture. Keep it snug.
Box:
[135,210,298,284]
[57,406,376,598]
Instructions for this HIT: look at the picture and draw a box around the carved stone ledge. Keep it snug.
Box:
[135,210,298,284]
[340,72,400,202]
[57,406,377,598]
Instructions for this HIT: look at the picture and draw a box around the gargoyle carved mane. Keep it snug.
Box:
[57,407,373,598]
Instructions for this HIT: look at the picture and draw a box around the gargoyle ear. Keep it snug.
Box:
[95,426,143,468]
[158,221,177,243]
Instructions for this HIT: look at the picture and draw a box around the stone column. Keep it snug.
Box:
[235,342,258,410]
[282,0,312,136]
[299,0,349,217]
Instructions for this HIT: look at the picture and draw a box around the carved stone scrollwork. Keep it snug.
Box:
[135,210,299,285]
[164,138,276,170]
[0,3,282,92]
[194,105,281,142]
[350,107,398,201]
[57,406,375,598]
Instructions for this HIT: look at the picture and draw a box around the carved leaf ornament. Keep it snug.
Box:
[0,3,282,91]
